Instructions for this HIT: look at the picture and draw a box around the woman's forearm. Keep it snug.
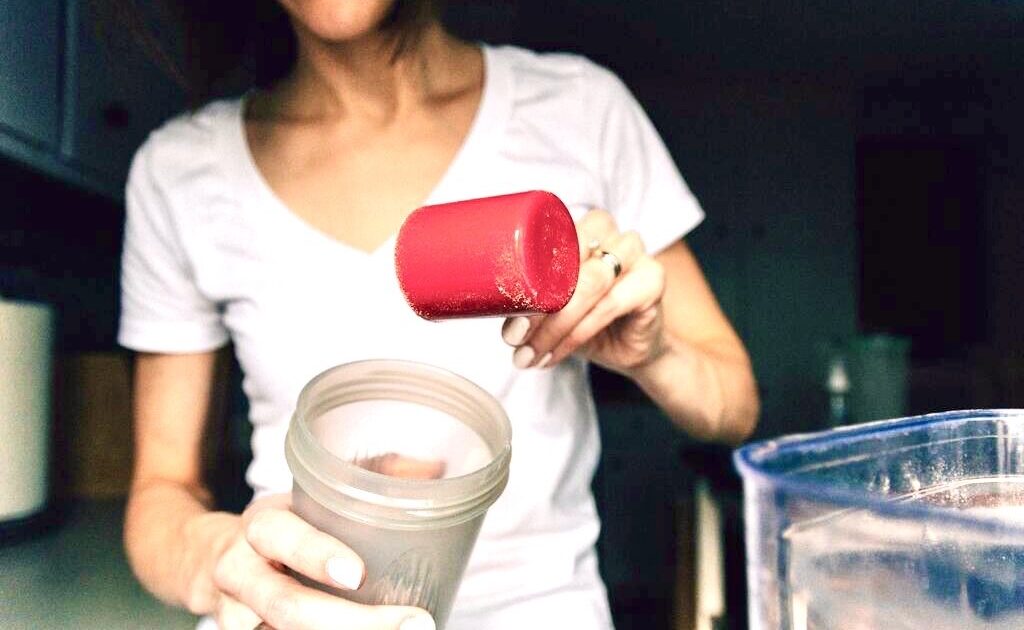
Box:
[627,332,759,444]
[124,479,239,613]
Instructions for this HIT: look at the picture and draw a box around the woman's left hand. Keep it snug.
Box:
[501,208,667,375]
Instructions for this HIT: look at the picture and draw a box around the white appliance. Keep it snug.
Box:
[0,298,55,523]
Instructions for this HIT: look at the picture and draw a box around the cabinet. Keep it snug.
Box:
[62,0,182,184]
[0,0,62,149]
[0,0,183,199]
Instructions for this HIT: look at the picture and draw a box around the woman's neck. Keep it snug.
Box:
[266,21,480,124]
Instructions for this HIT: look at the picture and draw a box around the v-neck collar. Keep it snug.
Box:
[226,44,513,260]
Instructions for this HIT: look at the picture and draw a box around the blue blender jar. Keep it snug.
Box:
[735,410,1024,630]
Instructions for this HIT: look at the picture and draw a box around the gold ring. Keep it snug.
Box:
[596,250,622,279]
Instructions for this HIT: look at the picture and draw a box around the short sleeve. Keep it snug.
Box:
[589,64,704,254]
[117,139,229,353]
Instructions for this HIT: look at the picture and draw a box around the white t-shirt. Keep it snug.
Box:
[119,44,703,629]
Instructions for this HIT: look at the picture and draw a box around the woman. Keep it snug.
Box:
[118,1,759,628]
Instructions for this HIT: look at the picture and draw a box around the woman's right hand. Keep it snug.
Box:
[211,494,435,630]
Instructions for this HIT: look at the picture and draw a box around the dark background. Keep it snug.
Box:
[1,1,1022,628]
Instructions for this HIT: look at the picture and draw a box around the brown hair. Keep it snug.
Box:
[92,0,440,106]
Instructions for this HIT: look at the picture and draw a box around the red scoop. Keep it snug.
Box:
[395,191,580,320]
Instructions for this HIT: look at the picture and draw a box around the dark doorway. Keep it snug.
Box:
[856,138,986,361]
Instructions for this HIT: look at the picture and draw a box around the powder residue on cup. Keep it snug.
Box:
[545,243,578,306]
[494,243,536,310]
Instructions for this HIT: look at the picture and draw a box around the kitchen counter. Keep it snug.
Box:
[0,500,197,629]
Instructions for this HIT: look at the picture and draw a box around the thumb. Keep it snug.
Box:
[374,606,436,630]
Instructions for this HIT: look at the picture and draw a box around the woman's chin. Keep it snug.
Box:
[282,0,396,43]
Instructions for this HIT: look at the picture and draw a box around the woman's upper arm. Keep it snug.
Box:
[654,240,759,441]
[131,350,222,497]
[655,240,748,362]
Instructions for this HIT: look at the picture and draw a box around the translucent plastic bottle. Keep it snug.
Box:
[285,360,512,628]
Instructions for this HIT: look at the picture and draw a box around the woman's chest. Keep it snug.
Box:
[220,243,517,408]
[247,106,478,254]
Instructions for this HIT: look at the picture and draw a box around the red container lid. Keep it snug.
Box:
[395,191,580,320]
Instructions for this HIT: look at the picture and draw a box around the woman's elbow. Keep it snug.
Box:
[718,364,760,445]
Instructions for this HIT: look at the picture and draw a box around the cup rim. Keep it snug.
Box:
[286,359,513,528]
[733,409,1024,534]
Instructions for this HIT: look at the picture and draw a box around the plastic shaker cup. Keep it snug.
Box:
[285,360,512,628]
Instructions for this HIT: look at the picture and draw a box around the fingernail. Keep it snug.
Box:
[400,615,436,630]
[513,345,536,369]
[535,352,553,369]
[326,557,363,590]
[502,316,531,346]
